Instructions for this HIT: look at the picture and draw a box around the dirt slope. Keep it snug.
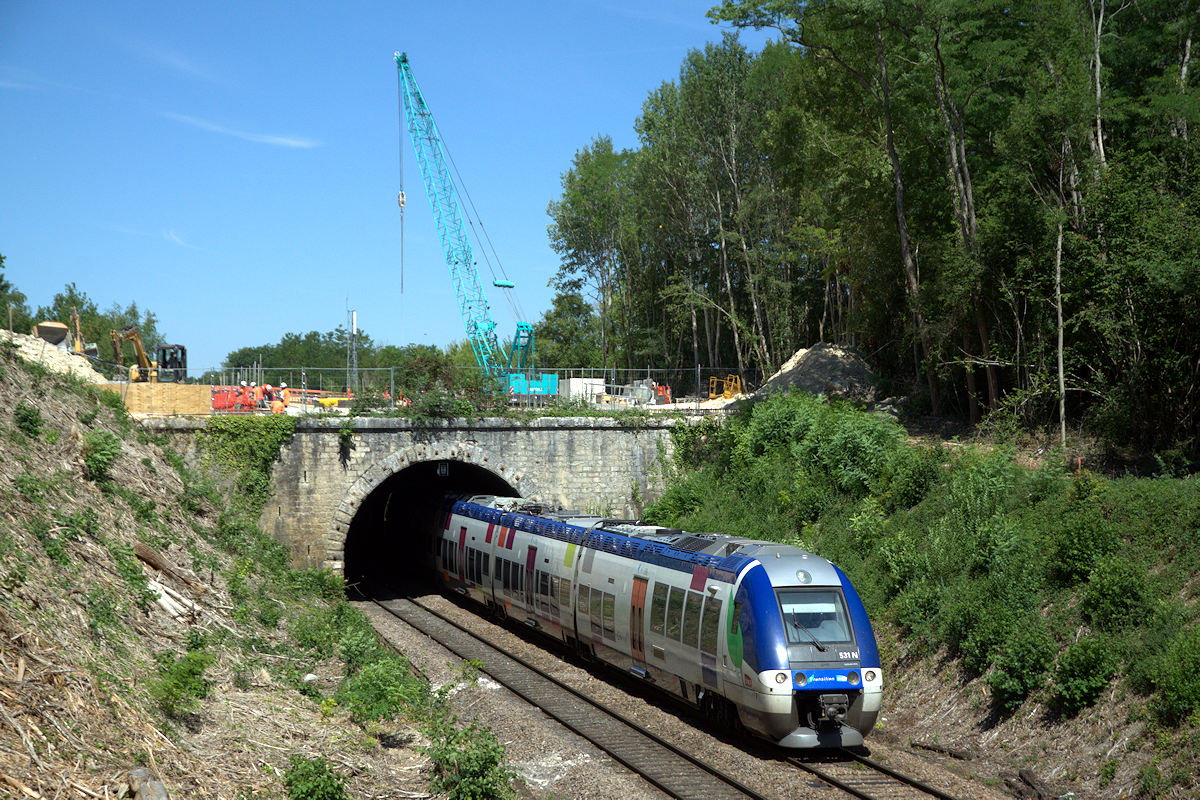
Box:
[0,342,428,799]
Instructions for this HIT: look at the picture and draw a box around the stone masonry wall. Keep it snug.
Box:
[146,416,694,571]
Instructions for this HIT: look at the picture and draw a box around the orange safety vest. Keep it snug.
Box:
[270,398,285,415]
[280,387,291,405]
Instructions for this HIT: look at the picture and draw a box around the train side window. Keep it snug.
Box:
[550,575,560,614]
[482,553,489,577]
[578,584,589,613]
[666,587,684,640]
[560,578,572,609]
[731,601,743,635]
[650,583,668,636]
[700,597,722,655]
[683,591,703,648]
[590,585,604,635]
[602,592,615,640]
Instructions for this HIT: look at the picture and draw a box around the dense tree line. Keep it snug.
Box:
[547,0,1199,456]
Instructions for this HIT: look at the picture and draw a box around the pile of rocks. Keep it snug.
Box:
[3,330,109,384]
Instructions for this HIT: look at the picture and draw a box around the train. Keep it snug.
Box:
[430,494,882,748]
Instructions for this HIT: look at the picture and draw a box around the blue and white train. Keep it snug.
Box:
[431,495,882,748]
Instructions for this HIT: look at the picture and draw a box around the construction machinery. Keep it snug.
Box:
[708,374,742,400]
[110,326,187,383]
[69,307,98,357]
[394,52,557,399]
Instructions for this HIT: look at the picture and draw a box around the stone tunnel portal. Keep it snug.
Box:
[343,459,517,590]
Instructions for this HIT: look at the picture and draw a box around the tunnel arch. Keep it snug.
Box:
[331,442,519,586]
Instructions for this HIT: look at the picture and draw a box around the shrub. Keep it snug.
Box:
[1152,626,1200,725]
[334,655,426,723]
[986,618,1055,712]
[1054,636,1116,714]
[1050,505,1117,584]
[149,648,214,718]
[423,717,514,800]
[82,430,122,480]
[29,516,69,566]
[283,755,347,800]
[1082,555,1148,630]
[14,403,43,439]
[290,603,373,658]
[288,568,346,601]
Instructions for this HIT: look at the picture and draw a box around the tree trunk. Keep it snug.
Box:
[877,25,940,412]
[1055,219,1066,447]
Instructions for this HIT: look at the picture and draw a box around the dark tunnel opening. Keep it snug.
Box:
[342,459,516,594]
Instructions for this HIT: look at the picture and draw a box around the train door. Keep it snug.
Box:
[631,576,648,666]
[457,526,468,585]
[524,545,537,610]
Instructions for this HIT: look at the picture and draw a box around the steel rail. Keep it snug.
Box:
[374,595,770,800]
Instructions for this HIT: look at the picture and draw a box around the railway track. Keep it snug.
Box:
[372,593,970,800]
[788,749,970,800]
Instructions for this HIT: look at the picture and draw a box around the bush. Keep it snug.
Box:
[288,568,346,601]
[1050,505,1117,584]
[283,755,347,800]
[423,717,514,800]
[149,648,214,718]
[1152,626,1200,725]
[82,430,122,480]
[986,618,1055,712]
[14,402,43,439]
[1054,636,1116,714]
[290,603,373,658]
[334,655,426,723]
[1082,555,1148,630]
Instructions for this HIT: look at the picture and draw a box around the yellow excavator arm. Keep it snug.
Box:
[110,326,156,382]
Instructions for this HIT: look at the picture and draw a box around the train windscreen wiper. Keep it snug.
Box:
[790,613,828,651]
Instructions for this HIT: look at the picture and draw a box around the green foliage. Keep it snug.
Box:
[14,471,53,505]
[85,587,123,640]
[334,655,426,723]
[82,430,122,481]
[29,516,69,566]
[986,618,1055,712]
[409,387,474,420]
[1150,626,1200,726]
[1054,636,1116,715]
[290,602,374,659]
[283,755,347,800]
[1082,555,1148,631]
[422,715,514,800]
[337,420,355,464]
[149,647,214,718]
[56,508,99,540]
[287,568,346,602]
[109,542,159,612]
[13,402,43,439]
[97,389,127,414]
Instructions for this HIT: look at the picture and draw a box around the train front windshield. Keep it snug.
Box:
[776,588,853,646]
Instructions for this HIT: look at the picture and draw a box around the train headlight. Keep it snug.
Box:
[847,671,860,685]
[775,671,789,685]
[795,569,812,584]
[865,670,878,682]
[794,672,808,687]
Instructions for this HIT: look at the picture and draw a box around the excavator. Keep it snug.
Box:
[110,326,187,383]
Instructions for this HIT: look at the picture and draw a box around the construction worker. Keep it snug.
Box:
[270,395,285,414]
[235,380,250,410]
[250,382,262,409]
[279,382,291,408]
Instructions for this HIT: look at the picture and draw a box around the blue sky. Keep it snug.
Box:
[1,1,769,373]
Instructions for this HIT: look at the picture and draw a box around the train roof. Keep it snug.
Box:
[458,496,840,587]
